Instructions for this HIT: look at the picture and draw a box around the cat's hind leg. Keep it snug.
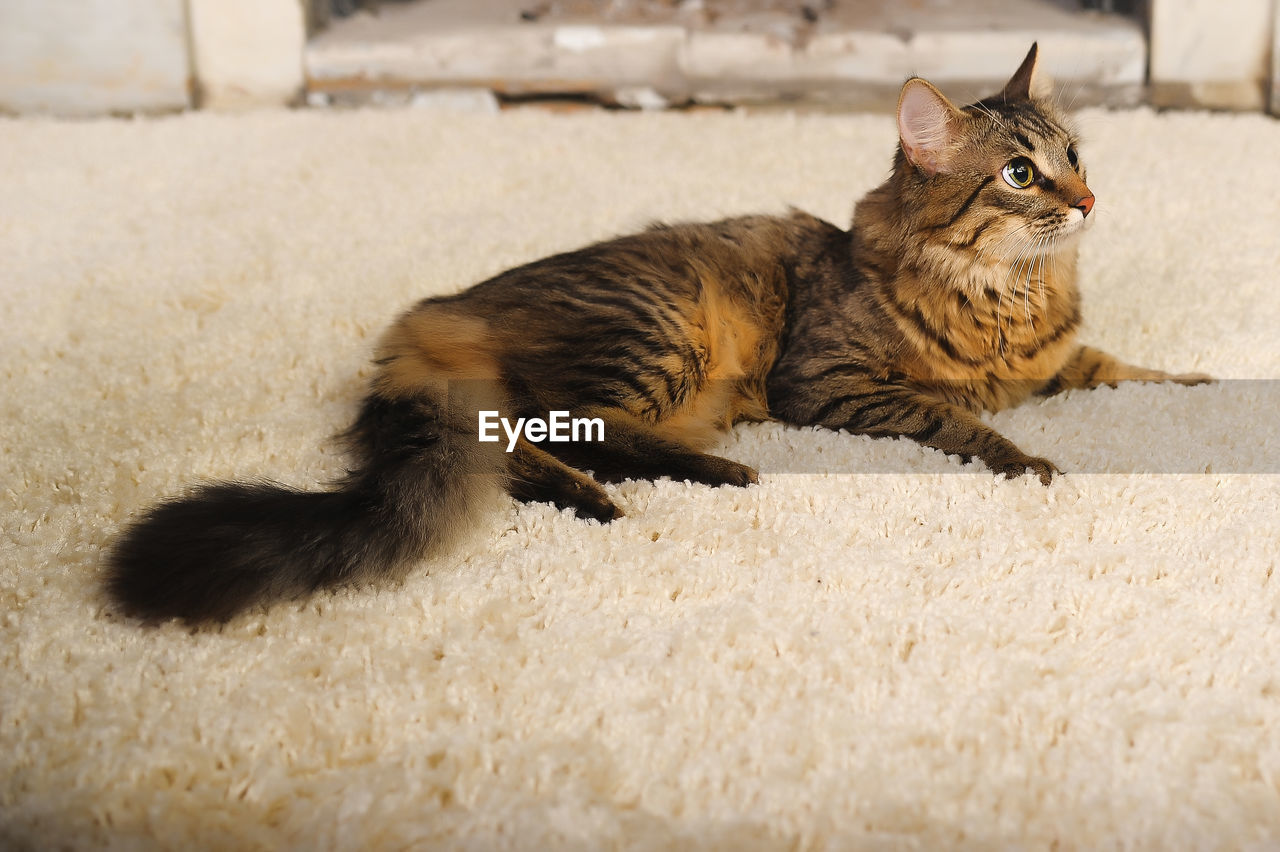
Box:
[507,438,624,522]
[540,413,758,488]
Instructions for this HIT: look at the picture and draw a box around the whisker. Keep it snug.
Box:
[971,102,1008,131]
[1037,234,1051,329]
[1064,79,1085,113]
[1023,235,1039,329]
[979,221,1037,264]
[1023,234,1047,332]
[1039,234,1049,303]
[998,231,1038,352]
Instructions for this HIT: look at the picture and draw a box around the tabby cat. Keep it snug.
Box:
[107,44,1208,624]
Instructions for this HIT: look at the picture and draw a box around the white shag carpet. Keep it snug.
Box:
[3,104,1280,851]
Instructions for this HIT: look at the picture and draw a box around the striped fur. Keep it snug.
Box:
[105,44,1209,624]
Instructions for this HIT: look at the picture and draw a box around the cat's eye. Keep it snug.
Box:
[1001,157,1037,189]
[1066,146,1079,168]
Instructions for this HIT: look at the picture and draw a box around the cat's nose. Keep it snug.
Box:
[1073,194,1095,217]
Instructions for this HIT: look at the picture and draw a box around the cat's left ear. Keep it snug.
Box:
[1001,42,1054,101]
[897,78,964,176]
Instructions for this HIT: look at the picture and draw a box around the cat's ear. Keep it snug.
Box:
[1001,42,1053,101]
[897,78,963,176]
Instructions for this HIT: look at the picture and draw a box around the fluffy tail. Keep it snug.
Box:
[105,392,503,624]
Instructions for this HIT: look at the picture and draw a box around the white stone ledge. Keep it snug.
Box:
[1273,6,1280,114]
[0,0,190,116]
[1148,0,1276,111]
[309,24,685,95]
[188,0,305,109]
[683,27,1145,88]
[307,1,1148,109]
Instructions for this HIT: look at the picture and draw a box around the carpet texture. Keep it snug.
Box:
[3,103,1280,850]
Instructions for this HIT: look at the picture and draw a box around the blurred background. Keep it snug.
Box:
[0,0,1275,116]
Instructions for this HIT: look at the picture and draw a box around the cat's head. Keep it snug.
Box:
[894,44,1093,255]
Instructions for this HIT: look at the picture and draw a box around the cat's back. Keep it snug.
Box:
[405,210,840,438]
[439,209,837,314]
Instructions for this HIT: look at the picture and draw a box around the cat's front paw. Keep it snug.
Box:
[991,454,1061,486]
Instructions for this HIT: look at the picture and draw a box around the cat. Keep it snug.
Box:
[106,44,1209,625]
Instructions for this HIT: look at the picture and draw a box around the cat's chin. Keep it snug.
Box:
[1035,219,1087,247]
[1050,224,1085,241]
[1056,208,1090,238]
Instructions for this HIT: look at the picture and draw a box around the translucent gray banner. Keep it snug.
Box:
[440,380,1278,475]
